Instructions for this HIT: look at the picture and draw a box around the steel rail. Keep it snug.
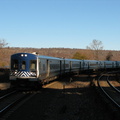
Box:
[107,76,120,94]
[0,93,29,117]
[97,74,120,108]
[0,90,17,100]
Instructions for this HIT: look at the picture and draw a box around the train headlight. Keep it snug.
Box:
[15,71,17,74]
[21,54,27,57]
[25,54,27,57]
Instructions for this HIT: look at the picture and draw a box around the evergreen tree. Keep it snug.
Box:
[72,52,87,60]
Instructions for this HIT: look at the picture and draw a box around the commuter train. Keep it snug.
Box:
[10,52,120,87]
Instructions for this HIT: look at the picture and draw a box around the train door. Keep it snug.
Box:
[39,59,41,77]
[36,58,40,77]
[60,60,62,75]
[80,60,84,71]
[87,61,89,70]
[80,61,81,71]
[104,62,106,69]
[70,61,72,73]
[46,60,50,77]
[112,62,114,69]
[112,62,113,68]
[79,61,82,74]
[83,60,85,70]
[63,59,65,73]
[116,61,118,69]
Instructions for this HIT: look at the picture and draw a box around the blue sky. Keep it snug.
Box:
[0,0,120,50]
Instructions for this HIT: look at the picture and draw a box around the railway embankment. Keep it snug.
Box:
[0,69,10,91]
[6,75,113,120]
[0,68,9,82]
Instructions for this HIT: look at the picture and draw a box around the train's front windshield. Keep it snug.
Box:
[30,60,37,72]
[11,58,37,72]
[11,59,27,70]
[11,59,19,70]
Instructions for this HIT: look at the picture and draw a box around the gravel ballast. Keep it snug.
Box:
[7,75,113,120]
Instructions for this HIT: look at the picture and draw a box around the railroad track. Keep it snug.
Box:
[0,89,36,119]
[0,90,17,100]
[0,79,60,119]
[97,72,120,109]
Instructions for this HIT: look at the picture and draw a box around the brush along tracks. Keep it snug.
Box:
[97,72,120,117]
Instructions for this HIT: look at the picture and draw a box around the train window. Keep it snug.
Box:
[72,64,79,67]
[22,61,26,70]
[11,59,18,70]
[65,64,69,68]
[50,64,60,70]
[30,60,36,71]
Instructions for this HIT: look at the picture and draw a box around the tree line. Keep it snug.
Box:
[73,39,113,61]
[0,39,118,67]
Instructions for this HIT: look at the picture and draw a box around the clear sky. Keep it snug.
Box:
[0,0,120,50]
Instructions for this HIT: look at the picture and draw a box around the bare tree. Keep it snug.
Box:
[0,39,8,67]
[86,39,103,60]
[0,39,8,48]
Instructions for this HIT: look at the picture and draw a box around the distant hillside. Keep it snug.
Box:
[0,47,120,67]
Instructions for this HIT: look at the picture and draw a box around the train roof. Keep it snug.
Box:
[11,53,62,60]
[38,55,63,60]
[11,52,36,56]
[11,53,103,62]
[65,58,82,61]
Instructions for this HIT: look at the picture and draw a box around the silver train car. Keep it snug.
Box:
[10,52,120,87]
